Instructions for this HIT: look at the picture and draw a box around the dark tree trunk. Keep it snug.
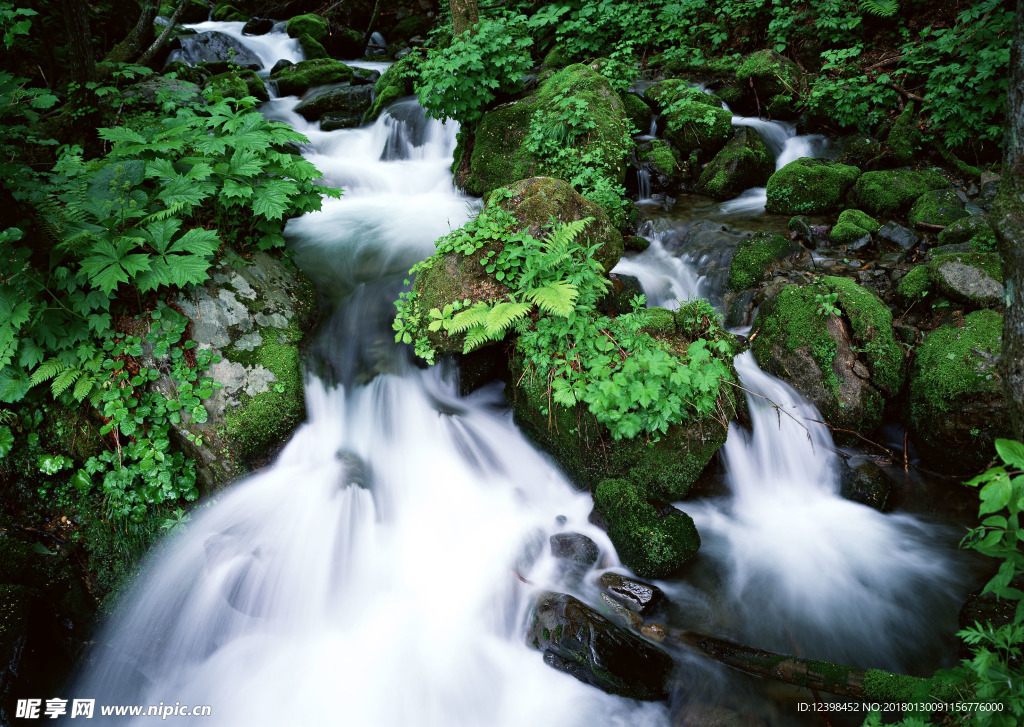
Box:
[364,0,383,43]
[450,0,479,35]
[104,0,160,66]
[61,0,97,88]
[996,0,1024,439]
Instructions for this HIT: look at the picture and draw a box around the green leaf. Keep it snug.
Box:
[995,438,1024,470]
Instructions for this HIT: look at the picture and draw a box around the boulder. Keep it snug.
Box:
[286,13,329,43]
[839,457,891,510]
[297,32,329,60]
[211,3,246,22]
[927,252,1003,308]
[645,81,732,160]
[294,83,373,121]
[550,533,600,585]
[636,139,684,192]
[907,309,1011,472]
[597,572,665,615]
[271,58,354,97]
[593,479,700,578]
[908,188,968,228]
[829,209,881,247]
[936,215,998,253]
[697,127,774,200]
[205,68,268,102]
[876,221,919,252]
[896,265,932,303]
[320,112,363,131]
[752,276,905,434]
[526,592,674,700]
[765,158,861,215]
[885,102,922,166]
[363,53,422,122]
[854,169,949,217]
[324,27,365,59]
[620,92,651,132]
[242,17,274,36]
[176,31,262,70]
[735,49,802,118]
[728,231,800,290]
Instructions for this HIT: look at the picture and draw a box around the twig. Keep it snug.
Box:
[915,221,947,231]
[866,55,902,71]
[890,83,926,103]
[802,417,895,459]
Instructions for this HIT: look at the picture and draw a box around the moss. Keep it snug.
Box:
[541,45,572,69]
[298,33,330,60]
[697,127,774,200]
[908,188,968,227]
[641,307,676,336]
[829,209,880,247]
[211,3,246,22]
[712,84,744,106]
[205,71,247,101]
[728,231,799,290]
[861,670,926,703]
[637,139,678,177]
[854,169,949,217]
[286,13,329,42]
[897,265,932,302]
[271,59,354,96]
[362,53,421,122]
[887,102,921,165]
[765,158,861,215]
[592,479,700,578]
[937,215,998,253]
[644,83,731,160]
[736,50,802,98]
[620,92,650,133]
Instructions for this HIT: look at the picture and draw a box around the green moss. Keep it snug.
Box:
[697,127,774,200]
[620,92,650,133]
[728,231,799,290]
[271,59,354,96]
[829,210,879,247]
[765,158,861,215]
[887,102,921,165]
[363,53,422,122]
[837,208,881,233]
[298,33,329,60]
[937,215,998,253]
[286,13,329,42]
[907,188,968,227]
[927,251,1002,284]
[736,50,802,98]
[641,307,676,335]
[854,169,949,217]
[205,71,248,101]
[644,83,731,160]
[541,45,573,69]
[861,670,927,703]
[211,3,246,22]
[712,84,744,106]
[592,479,700,578]
[897,265,932,302]
[637,139,678,177]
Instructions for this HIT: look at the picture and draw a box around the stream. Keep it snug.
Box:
[67,23,971,726]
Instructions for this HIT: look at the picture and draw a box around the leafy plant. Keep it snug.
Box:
[815,291,841,317]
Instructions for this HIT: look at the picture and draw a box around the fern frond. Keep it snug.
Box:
[525,282,578,317]
[51,367,81,398]
[447,304,493,335]
[72,372,95,402]
[859,0,898,17]
[29,358,65,387]
[484,301,531,335]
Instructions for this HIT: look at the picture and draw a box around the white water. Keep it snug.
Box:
[183,21,303,70]
[69,23,965,725]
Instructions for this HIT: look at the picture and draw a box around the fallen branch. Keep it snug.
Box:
[890,83,926,103]
[915,222,947,231]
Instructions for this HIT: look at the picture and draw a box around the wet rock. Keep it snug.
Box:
[830,209,880,248]
[294,83,374,121]
[765,158,861,215]
[526,592,674,700]
[930,254,1004,308]
[641,623,667,643]
[271,58,354,96]
[177,31,262,70]
[697,127,774,200]
[550,533,600,584]
[908,188,969,228]
[296,32,329,60]
[320,112,363,131]
[907,309,1011,473]
[363,53,422,123]
[645,81,732,160]
[600,593,643,631]
[788,215,815,247]
[728,231,799,290]
[598,572,665,615]
[205,68,269,102]
[975,179,1000,212]
[840,457,891,510]
[877,221,919,252]
[285,13,328,42]
[734,49,803,118]
[324,27,366,59]
[636,138,683,193]
[351,67,380,86]
[242,17,274,35]
[270,58,292,75]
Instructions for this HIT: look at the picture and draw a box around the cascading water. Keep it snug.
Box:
[67,21,968,726]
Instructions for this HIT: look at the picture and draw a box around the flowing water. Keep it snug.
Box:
[67,24,969,726]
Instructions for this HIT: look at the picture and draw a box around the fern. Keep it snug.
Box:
[859,0,899,17]
[524,282,579,317]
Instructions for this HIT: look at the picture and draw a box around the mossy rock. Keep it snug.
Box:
[456,64,630,201]
[271,58,354,96]
[829,209,880,247]
[907,309,1011,472]
[644,82,731,161]
[712,84,744,107]
[640,306,676,336]
[205,68,268,102]
[728,231,799,290]
[298,32,330,60]
[211,3,246,22]
[637,139,679,178]
[159,0,209,24]
[620,92,650,132]
[697,126,774,200]
[541,45,572,69]
[735,49,802,118]
[897,265,932,303]
[593,479,700,578]
[907,188,968,228]
[752,277,905,434]
[508,320,737,501]
[325,27,365,58]
[363,53,422,122]
[854,169,949,218]
[937,215,998,253]
[286,13,329,42]
[886,102,921,166]
[765,158,861,215]
[926,252,1003,309]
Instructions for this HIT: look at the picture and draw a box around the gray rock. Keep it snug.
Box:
[934,261,1003,307]
[270,59,293,75]
[600,593,642,631]
[294,84,374,121]
[877,221,919,252]
[848,233,872,252]
[242,17,274,36]
[233,332,264,352]
[549,532,600,568]
[321,112,363,131]
[526,592,674,701]
[177,31,263,70]
[840,457,890,510]
[598,572,665,615]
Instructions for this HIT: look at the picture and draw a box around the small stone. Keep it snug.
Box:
[935,261,1003,307]
[877,221,919,252]
[550,532,600,568]
[641,623,667,642]
[600,593,642,631]
[851,361,869,379]
[598,572,665,615]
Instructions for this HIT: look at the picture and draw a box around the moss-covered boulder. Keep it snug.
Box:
[728,231,799,290]
[907,309,1011,472]
[735,49,802,118]
[594,479,700,578]
[829,209,881,247]
[897,265,932,304]
[927,252,1003,308]
[159,0,209,24]
[752,277,905,434]
[455,64,630,198]
[621,92,651,132]
[526,591,674,700]
[211,3,246,22]
[157,249,320,489]
[204,68,269,102]
[644,82,732,160]
[765,158,861,215]
[637,139,679,178]
[286,13,329,42]
[270,58,354,96]
[936,215,998,253]
[294,83,373,121]
[325,27,365,59]
[697,127,774,200]
[907,188,968,228]
[297,32,329,60]
[886,102,922,166]
[854,169,949,218]
[363,53,422,122]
